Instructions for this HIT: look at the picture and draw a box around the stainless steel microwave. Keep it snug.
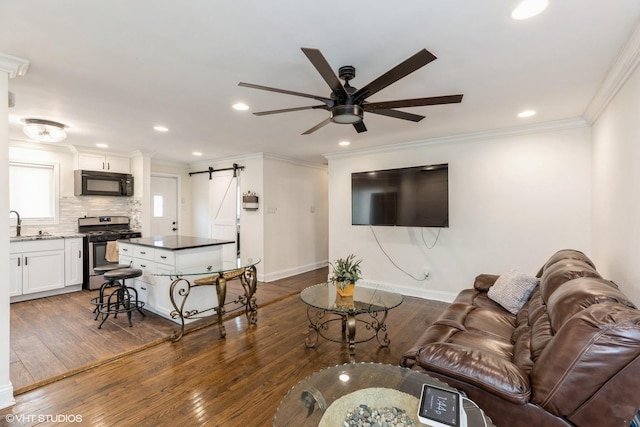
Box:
[74,170,134,197]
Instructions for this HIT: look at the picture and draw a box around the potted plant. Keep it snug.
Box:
[329,254,362,297]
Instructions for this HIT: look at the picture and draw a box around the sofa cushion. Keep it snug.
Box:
[539,261,601,303]
[488,270,539,314]
[547,277,637,331]
[535,249,596,277]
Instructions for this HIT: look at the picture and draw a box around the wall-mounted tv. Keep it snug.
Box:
[351,164,449,227]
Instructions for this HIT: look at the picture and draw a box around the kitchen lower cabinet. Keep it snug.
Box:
[118,237,233,323]
[10,237,83,303]
[10,240,65,298]
[9,253,23,297]
[64,237,84,287]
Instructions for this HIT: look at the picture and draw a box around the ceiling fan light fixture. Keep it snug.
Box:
[331,104,363,124]
[22,118,67,142]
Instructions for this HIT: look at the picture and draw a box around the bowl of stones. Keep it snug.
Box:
[319,387,420,427]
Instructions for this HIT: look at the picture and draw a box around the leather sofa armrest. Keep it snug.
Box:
[416,342,531,405]
[474,274,500,292]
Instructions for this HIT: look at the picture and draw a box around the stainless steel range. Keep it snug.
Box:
[79,216,142,290]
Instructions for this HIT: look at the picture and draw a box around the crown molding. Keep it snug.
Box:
[583,21,640,123]
[189,152,327,171]
[323,118,588,160]
[0,52,30,78]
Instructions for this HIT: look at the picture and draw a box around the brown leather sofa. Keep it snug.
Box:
[401,249,640,427]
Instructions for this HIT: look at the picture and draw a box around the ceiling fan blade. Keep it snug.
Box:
[301,48,348,101]
[365,94,464,110]
[302,117,332,135]
[238,82,333,105]
[353,121,367,133]
[365,108,425,122]
[253,105,328,116]
[353,49,438,102]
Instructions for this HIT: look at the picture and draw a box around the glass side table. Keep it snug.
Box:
[154,257,260,341]
[273,363,495,426]
[300,282,403,363]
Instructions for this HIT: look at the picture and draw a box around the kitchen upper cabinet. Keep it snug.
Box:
[64,237,84,287]
[78,152,130,173]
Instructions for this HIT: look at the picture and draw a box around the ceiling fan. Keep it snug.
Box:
[238,47,463,135]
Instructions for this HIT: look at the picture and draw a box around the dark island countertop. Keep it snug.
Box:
[122,235,235,251]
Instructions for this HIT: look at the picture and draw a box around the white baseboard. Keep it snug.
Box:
[357,280,458,303]
[0,382,15,410]
[262,261,328,283]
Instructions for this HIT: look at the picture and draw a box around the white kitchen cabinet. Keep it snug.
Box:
[78,152,130,173]
[9,253,23,297]
[120,240,226,323]
[10,240,65,297]
[64,237,84,287]
[10,238,83,302]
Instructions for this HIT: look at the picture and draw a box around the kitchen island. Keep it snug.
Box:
[118,235,238,326]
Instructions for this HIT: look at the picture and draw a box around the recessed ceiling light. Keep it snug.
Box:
[233,103,249,111]
[339,141,350,146]
[96,143,109,148]
[153,125,169,132]
[511,0,549,20]
[517,110,537,118]
[192,151,203,156]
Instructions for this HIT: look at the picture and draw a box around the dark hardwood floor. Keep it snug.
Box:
[3,268,448,426]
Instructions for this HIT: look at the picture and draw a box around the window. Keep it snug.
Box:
[9,161,60,224]
[153,195,164,218]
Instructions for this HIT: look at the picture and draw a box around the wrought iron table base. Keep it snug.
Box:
[304,307,391,363]
[168,265,258,342]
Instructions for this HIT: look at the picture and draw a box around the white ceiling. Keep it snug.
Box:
[2,1,640,165]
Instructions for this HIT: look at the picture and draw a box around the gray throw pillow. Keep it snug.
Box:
[487,270,539,314]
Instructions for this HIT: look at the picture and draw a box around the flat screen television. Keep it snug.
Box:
[351,163,448,227]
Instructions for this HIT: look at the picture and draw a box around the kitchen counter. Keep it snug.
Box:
[123,235,234,251]
[10,233,85,243]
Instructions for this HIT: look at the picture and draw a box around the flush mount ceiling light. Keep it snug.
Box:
[518,110,537,118]
[511,0,549,20]
[233,103,249,111]
[153,125,169,132]
[22,118,67,142]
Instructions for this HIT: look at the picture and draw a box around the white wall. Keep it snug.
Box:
[327,124,592,301]
[262,155,328,281]
[1,61,15,409]
[237,156,264,271]
[592,62,640,303]
[189,154,328,282]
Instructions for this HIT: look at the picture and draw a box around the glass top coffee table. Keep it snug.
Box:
[273,363,495,426]
[300,282,403,363]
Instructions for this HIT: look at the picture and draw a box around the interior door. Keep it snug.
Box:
[209,170,238,261]
[151,175,179,237]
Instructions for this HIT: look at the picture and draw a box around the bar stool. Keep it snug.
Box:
[91,264,131,315]
[92,267,145,328]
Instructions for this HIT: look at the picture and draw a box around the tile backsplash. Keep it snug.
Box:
[11,196,143,236]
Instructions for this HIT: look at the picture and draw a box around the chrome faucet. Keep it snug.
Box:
[9,210,21,237]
